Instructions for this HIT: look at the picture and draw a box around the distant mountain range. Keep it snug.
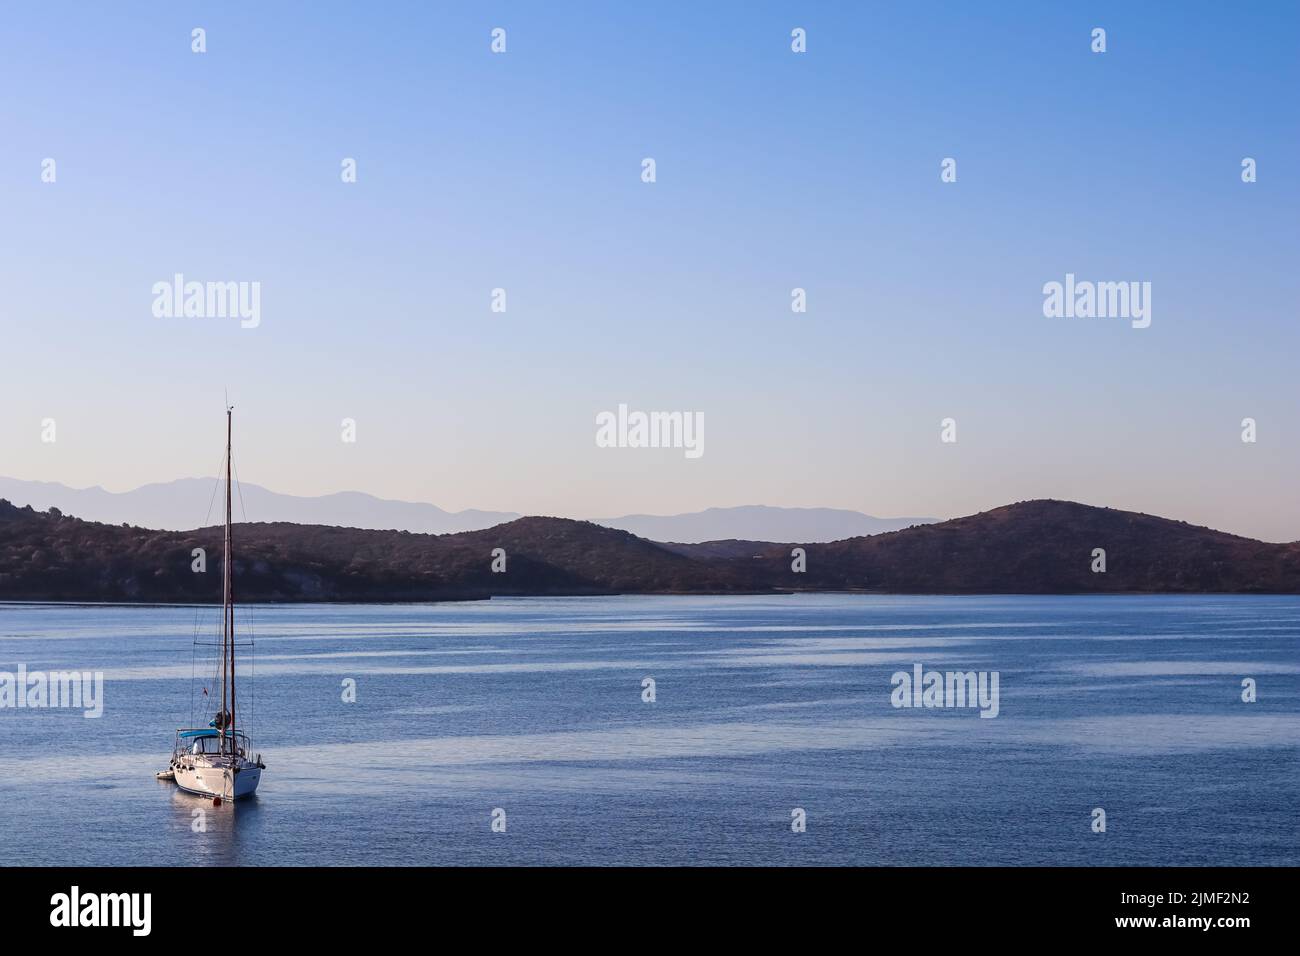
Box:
[0,477,933,543]
[2,497,1297,602]
[0,477,518,535]
[594,505,934,542]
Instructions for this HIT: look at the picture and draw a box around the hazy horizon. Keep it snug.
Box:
[3,2,1297,542]
[0,472,943,542]
[4,471,1296,545]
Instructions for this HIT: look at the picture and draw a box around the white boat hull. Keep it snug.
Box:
[174,761,261,801]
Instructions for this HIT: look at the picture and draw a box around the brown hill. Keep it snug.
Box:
[0,501,746,602]
[748,499,1300,593]
[2,497,1297,602]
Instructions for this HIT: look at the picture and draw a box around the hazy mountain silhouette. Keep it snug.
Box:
[0,478,931,542]
[594,505,936,543]
[0,477,518,534]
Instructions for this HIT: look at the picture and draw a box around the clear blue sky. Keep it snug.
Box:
[2,1,1297,540]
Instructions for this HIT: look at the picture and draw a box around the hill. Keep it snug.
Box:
[0,501,746,602]
[749,500,1300,593]
[2,497,1297,602]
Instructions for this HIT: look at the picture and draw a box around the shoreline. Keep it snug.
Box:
[4,589,1299,610]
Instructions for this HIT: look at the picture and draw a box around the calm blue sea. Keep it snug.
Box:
[0,595,1296,866]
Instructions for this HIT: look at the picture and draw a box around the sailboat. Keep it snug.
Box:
[158,406,265,804]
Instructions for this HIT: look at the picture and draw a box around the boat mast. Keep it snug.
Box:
[224,406,237,757]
